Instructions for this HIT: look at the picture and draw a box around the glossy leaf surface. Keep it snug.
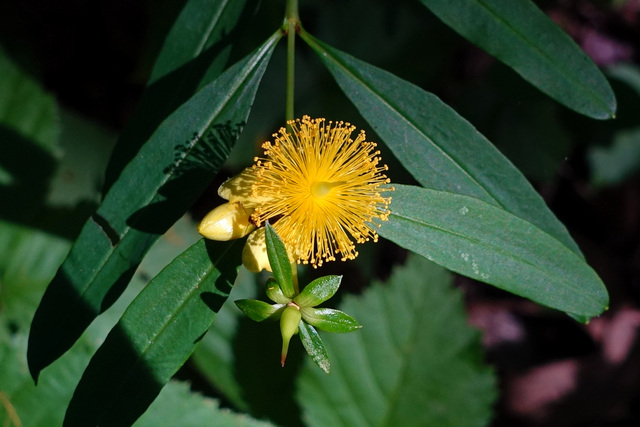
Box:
[302,32,581,256]
[379,185,608,318]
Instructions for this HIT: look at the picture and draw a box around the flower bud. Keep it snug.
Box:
[198,202,255,241]
[241,227,272,273]
[280,304,301,366]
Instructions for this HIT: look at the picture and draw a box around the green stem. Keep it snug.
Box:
[285,0,299,122]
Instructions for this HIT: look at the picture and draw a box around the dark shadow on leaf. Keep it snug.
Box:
[125,121,244,235]
[102,0,260,194]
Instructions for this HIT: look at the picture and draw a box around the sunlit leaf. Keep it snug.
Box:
[379,185,608,318]
[297,255,496,426]
[301,32,582,256]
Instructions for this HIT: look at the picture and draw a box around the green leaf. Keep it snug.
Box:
[235,299,285,322]
[300,307,361,333]
[104,0,252,191]
[301,32,582,257]
[298,322,330,375]
[297,255,496,427]
[419,0,616,119]
[133,381,276,427]
[294,275,342,307]
[63,239,242,427]
[265,222,294,298]
[27,33,280,381]
[266,276,292,304]
[379,185,609,318]
[588,127,640,187]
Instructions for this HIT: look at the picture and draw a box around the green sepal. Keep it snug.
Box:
[265,277,291,304]
[298,321,330,374]
[265,222,294,298]
[300,307,362,333]
[293,275,342,308]
[235,299,284,322]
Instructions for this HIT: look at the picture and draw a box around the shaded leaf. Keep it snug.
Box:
[133,381,275,427]
[294,275,342,308]
[104,0,253,190]
[419,0,616,119]
[64,239,242,427]
[27,33,280,380]
[301,32,581,256]
[378,185,608,318]
[297,255,496,427]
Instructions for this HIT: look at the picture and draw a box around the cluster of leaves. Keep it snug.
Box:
[235,223,362,373]
[0,0,627,425]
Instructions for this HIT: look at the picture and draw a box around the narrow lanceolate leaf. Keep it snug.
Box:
[63,239,242,427]
[300,307,361,333]
[265,222,294,298]
[297,256,496,427]
[419,0,616,119]
[235,299,285,322]
[104,0,252,190]
[28,33,280,381]
[298,322,330,374]
[301,32,582,257]
[379,185,608,318]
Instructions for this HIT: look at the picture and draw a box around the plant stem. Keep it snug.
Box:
[285,0,299,122]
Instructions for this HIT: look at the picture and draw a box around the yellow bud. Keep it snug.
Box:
[198,202,255,241]
[218,168,270,205]
[241,227,272,272]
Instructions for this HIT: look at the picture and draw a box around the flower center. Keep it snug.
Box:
[311,181,342,199]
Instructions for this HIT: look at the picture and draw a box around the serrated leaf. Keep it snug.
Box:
[133,381,276,427]
[379,185,608,318]
[420,0,616,119]
[294,275,342,308]
[265,222,294,298]
[104,0,252,191]
[27,33,280,381]
[235,299,285,322]
[300,307,361,333]
[63,239,242,427]
[298,322,330,374]
[301,32,582,257]
[297,256,496,427]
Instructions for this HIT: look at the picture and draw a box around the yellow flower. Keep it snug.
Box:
[199,115,393,270]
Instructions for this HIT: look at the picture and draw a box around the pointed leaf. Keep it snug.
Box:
[301,32,581,256]
[63,239,242,427]
[235,299,285,322]
[300,307,361,333]
[294,275,342,307]
[265,222,294,298]
[378,185,608,318]
[419,0,616,119]
[297,256,496,427]
[27,33,280,380]
[104,0,252,190]
[298,322,330,374]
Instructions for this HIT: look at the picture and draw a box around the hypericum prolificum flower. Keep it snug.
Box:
[199,115,393,271]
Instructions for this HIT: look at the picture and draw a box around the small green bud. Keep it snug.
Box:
[280,304,301,367]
